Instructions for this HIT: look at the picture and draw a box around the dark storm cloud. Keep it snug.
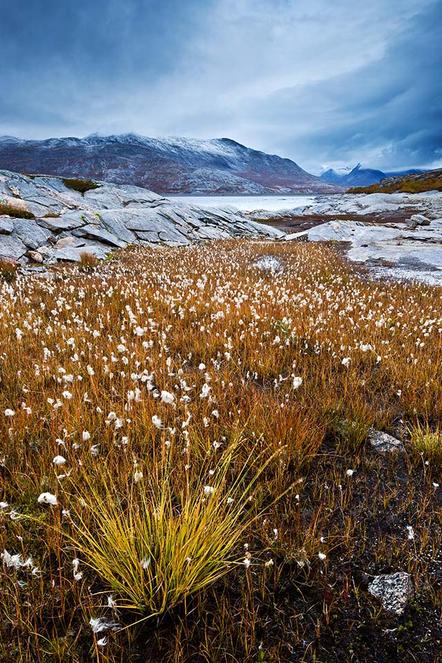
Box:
[0,0,440,170]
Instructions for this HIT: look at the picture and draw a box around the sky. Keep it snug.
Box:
[0,0,441,173]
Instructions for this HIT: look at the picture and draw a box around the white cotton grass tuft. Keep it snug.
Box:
[37,492,58,506]
[133,470,144,483]
[152,414,162,429]
[52,455,66,466]
[89,617,119,634]
[160,390,175,404]
[292,376,303,390]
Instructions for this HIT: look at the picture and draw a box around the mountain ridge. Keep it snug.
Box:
[320,163,425,187]
[0,134,339,195]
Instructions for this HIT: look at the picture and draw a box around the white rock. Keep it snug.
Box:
[368,429,404,452]
[368,572,413,615]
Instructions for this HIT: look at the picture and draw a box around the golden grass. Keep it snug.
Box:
[0,200,35,218]
[0,258,19,282]
[78,251,100,272]
[0,240,440,662]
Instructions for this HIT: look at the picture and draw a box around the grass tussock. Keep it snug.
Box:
[0,240,440,662]
[79,250,100,272]
[409,422,442,466]
[0,199,35,218]
[67,435,283,619]
[62,177,100,195]
[0,258,19,282]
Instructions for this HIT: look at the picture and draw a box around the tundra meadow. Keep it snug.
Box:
[0,241,440,662]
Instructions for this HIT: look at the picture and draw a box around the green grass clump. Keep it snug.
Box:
[409,422,442,466]
[65,436,282,620]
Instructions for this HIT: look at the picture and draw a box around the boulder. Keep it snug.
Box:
[96,211,137,243]
[74,224,127,248]
[26,250,44,263]
[38,214,86,232]
[12,218,52,249]
[0,217,14,234]
[406,214,431,229]
[52,243,110,262]
[368,572,413,615]
[0,234,28,260]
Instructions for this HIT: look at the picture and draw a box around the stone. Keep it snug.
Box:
[0,234,28,260]
[254,255,283,273]
[368,572,413,615]
[74,224,127,248]
[0,217,14,234]
[12,218,52,249]
[369,429,404,452]
[27,250,44,263]
[97,211,137,243]
[38,214,86,232]
[55,236,81,248]
[53,243,110,262]
[406,214,431,229]
[197,225,232,240]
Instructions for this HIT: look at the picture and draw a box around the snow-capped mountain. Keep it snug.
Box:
[0,134,339,195]
[320,163,424,187]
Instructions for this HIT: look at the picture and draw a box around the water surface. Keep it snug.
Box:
[171,194,316,213]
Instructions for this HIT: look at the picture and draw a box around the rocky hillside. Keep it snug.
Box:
[0,134,338,195]
[349,169,442,193]
[320,163,423,187]
[0,170,282,264]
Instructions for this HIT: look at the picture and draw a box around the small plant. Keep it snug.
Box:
[409,422,442,466]
[0,200,35,219]
[0,258,19,282]
[62,178,100,195]
[78,251,99,272]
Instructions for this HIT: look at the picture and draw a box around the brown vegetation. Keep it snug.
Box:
[0,200,35,218]
[0,241,440,662]
[62,178,101,195]
[349,169,442,194]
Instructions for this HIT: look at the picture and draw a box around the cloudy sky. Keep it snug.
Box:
[0,0,441,172]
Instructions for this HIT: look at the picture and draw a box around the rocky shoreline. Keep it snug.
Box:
[0,170,282,264]
[250,192,442,285]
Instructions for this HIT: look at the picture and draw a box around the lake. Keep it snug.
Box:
[170,194,316,213]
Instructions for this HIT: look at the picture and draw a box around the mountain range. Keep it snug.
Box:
[320,163,424,187]
[0,134,339,195]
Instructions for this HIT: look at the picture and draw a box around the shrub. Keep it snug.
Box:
[0,200,35,219]
[0,258,19,282]
[62,178,100,195]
